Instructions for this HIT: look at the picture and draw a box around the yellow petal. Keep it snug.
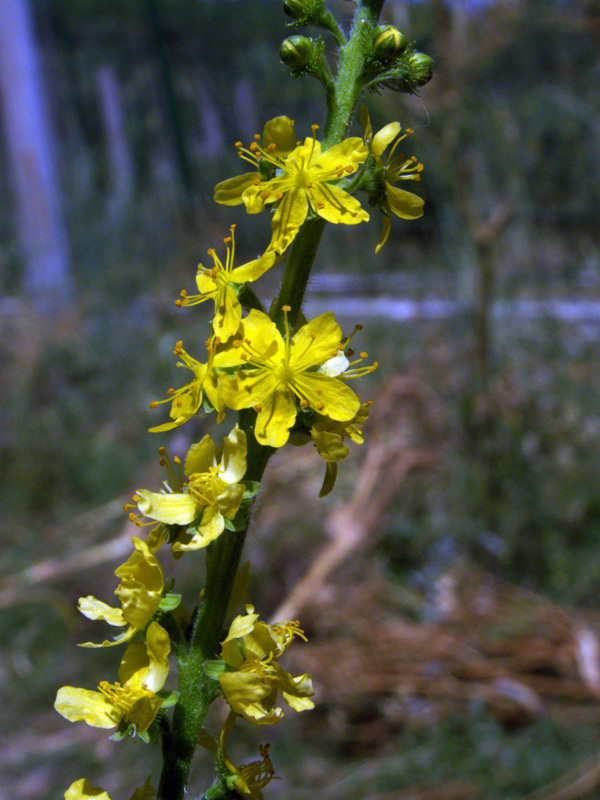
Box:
[184,434,216,476]
[55,687,119,729]
[218,671,278,723]
[254,386,297,448]
[228,250,276,284]
[290,312,341,371]
[221,369,279,412]
[315,136,367,169]
[77,597,126,628]
[293,372,360,421]
[309,183,369,225]
[269,188,309,253]
[311,428,349,462]
[372,122,401,160]
[375,213,391,253]
[262,116,297,153]
[221,425,247,484]
[129,778,156,800]
[214,173,257,205]
[213,286,242,342]
[65,779,112,800]
[386,183,424,219]
[136,489,200,526]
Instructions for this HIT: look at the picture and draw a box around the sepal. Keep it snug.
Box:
[158,593,182,612]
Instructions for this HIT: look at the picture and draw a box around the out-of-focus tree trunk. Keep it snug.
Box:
[0,0,72,301]
[96,64,134,216]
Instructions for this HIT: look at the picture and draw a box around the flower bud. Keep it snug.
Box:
[280,35,315,70]
[408,52,434,87]
[372,25,407,60]
[282,0,311,19]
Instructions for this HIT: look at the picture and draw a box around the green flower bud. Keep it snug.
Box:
[372,25,407,60]
[282,0,311,19]
[408,52,434,87]
[280,35,315,69]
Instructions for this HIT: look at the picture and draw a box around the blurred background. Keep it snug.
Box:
[2,0,600,798]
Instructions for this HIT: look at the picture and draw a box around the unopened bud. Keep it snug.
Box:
[280,35,315,69]
[408,52,434,87]
[372,25,407,60]
[282,0,311,19]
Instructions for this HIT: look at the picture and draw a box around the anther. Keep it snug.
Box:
[254,403,263,412]
[282,305,291,312]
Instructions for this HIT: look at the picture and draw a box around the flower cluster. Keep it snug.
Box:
[55,35,426,794]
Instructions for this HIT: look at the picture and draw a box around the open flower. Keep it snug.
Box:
[134,426,247,552]
[214,116,369,252]
[149,337,243,431]
[221,308,376,448]
[176,226,276,341]
[55,622,171,733]
[217,606,314,724]
[64,777,155,800]
[361,106,424,252]
[77,537,163,647]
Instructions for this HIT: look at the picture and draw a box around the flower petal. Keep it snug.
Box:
[185,434,216,476]
[229,250,276,284]
[293,372,360,421]
[372,122,401,160]
[386,183,424,219]
[254,386,297,448]
[309,182,369,226]
[269,188,309,253]
[77,597,126,628]
[64,779,112,800]
[290,312,341,371]
[221,425,247,484]
[136,490,200,527]
[214,173,257,205]
[262,116,297,153]
[55,687,118,729]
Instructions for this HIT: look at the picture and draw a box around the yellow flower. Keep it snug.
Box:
[148,336,243,431]
[77,537,164,647]
[361,106,424,252]
[197,713,276,800]
[311,401,370,462]
[214,116,369,252]
[134,426,247,552]
[221,308,376,448]
[64,777,155,800]
[176,225,276,342]
[55,622,170,733]
[217,606,314,724]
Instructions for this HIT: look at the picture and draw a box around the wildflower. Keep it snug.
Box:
[148,336,243,432]
[361,106,424,252]
[64,777,155,800]
[214,117,369,252]
[176,226,276,342]
[221,308,376,448]
[77,537,163,647]
[55,622,170,733]
[133,426,247,552]
[217,606,315,724]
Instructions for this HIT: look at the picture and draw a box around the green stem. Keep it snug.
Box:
[156,3,387,799]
